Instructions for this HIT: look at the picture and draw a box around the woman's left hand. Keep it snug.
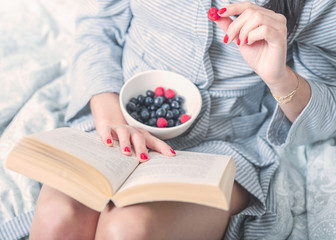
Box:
[213,2,290,90]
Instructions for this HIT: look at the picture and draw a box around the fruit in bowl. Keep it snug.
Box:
[125,87,190,128]
[119,70,202,140]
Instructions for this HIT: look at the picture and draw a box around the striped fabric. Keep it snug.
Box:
[65,0,336,239]
[0,211,33,240]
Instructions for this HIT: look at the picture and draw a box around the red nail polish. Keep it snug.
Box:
[170,149,176,155]
[246,37,249,44]
[217,8,227,15]
[106,139,112,144]
[124,147,131,152]
[224,34,229,44]
[237,38,241,46]
[140,153,148,161]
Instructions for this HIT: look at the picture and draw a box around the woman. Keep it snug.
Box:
[30,0,336,239]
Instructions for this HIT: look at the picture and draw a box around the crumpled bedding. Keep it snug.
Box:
[0,0,335,239]
[0,0,74,239]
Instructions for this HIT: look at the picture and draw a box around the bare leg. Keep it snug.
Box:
[95,181,249,240]
[29,185,100,240]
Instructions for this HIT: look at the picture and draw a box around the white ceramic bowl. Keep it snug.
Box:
[119,70,202,140]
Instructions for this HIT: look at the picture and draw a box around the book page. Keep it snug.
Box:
[32,128,139,191]
[118,150,232,192]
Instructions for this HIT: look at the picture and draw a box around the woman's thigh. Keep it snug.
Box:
[95,181,249,240]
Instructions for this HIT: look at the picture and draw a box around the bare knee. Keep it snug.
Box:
[30,186,98,240]
[96,204,159,240]
[230,181,250,216]
[31,195,73,238]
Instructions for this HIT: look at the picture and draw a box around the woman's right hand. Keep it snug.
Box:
[90,92,176,162]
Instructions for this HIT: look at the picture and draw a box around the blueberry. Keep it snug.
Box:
[167,119,175,127]
[166,110,174,119]
[140,109,150,121]
[174,96,184,104]
[136,104,142,112]
[146,90,155,98]
[171,100,180,109]
[126,102,137,113]
[178,108,186,115]
[148,104,157,111]
[130,97,138,104]
[144,96,154,106]
[172,109,180,119]
[161,103,171,110]
[155,108,167,118]
[148,118,157,126]
[137,95,145,105]
[166,98,174,104]
[130,112,142,122]
[150,111,156,118]
[137,106,146,114]
[154,96,164,107]
[175,120,182,126]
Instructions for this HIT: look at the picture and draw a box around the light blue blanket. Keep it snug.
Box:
[0,0,335,239]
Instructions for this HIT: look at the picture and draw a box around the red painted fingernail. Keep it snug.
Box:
[217,8,227,15]
[140,153,148,161]
[237,38,241,46]
[106,139,112,144]
[246,37,249,44]
[224,34,229,44]
[170,148,176,155]
[124,147,131,152]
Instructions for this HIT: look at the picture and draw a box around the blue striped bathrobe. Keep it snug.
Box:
[65,0,336,239]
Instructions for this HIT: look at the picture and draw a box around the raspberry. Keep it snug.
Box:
[164,89,176,99]
[180,114,191,123]
[157,117,168,128]
[154,87,164,96]
[208,7,220,21]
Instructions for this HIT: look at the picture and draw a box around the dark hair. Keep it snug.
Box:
[264,0,306,36]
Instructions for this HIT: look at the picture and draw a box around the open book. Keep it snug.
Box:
[5,128,236,212]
